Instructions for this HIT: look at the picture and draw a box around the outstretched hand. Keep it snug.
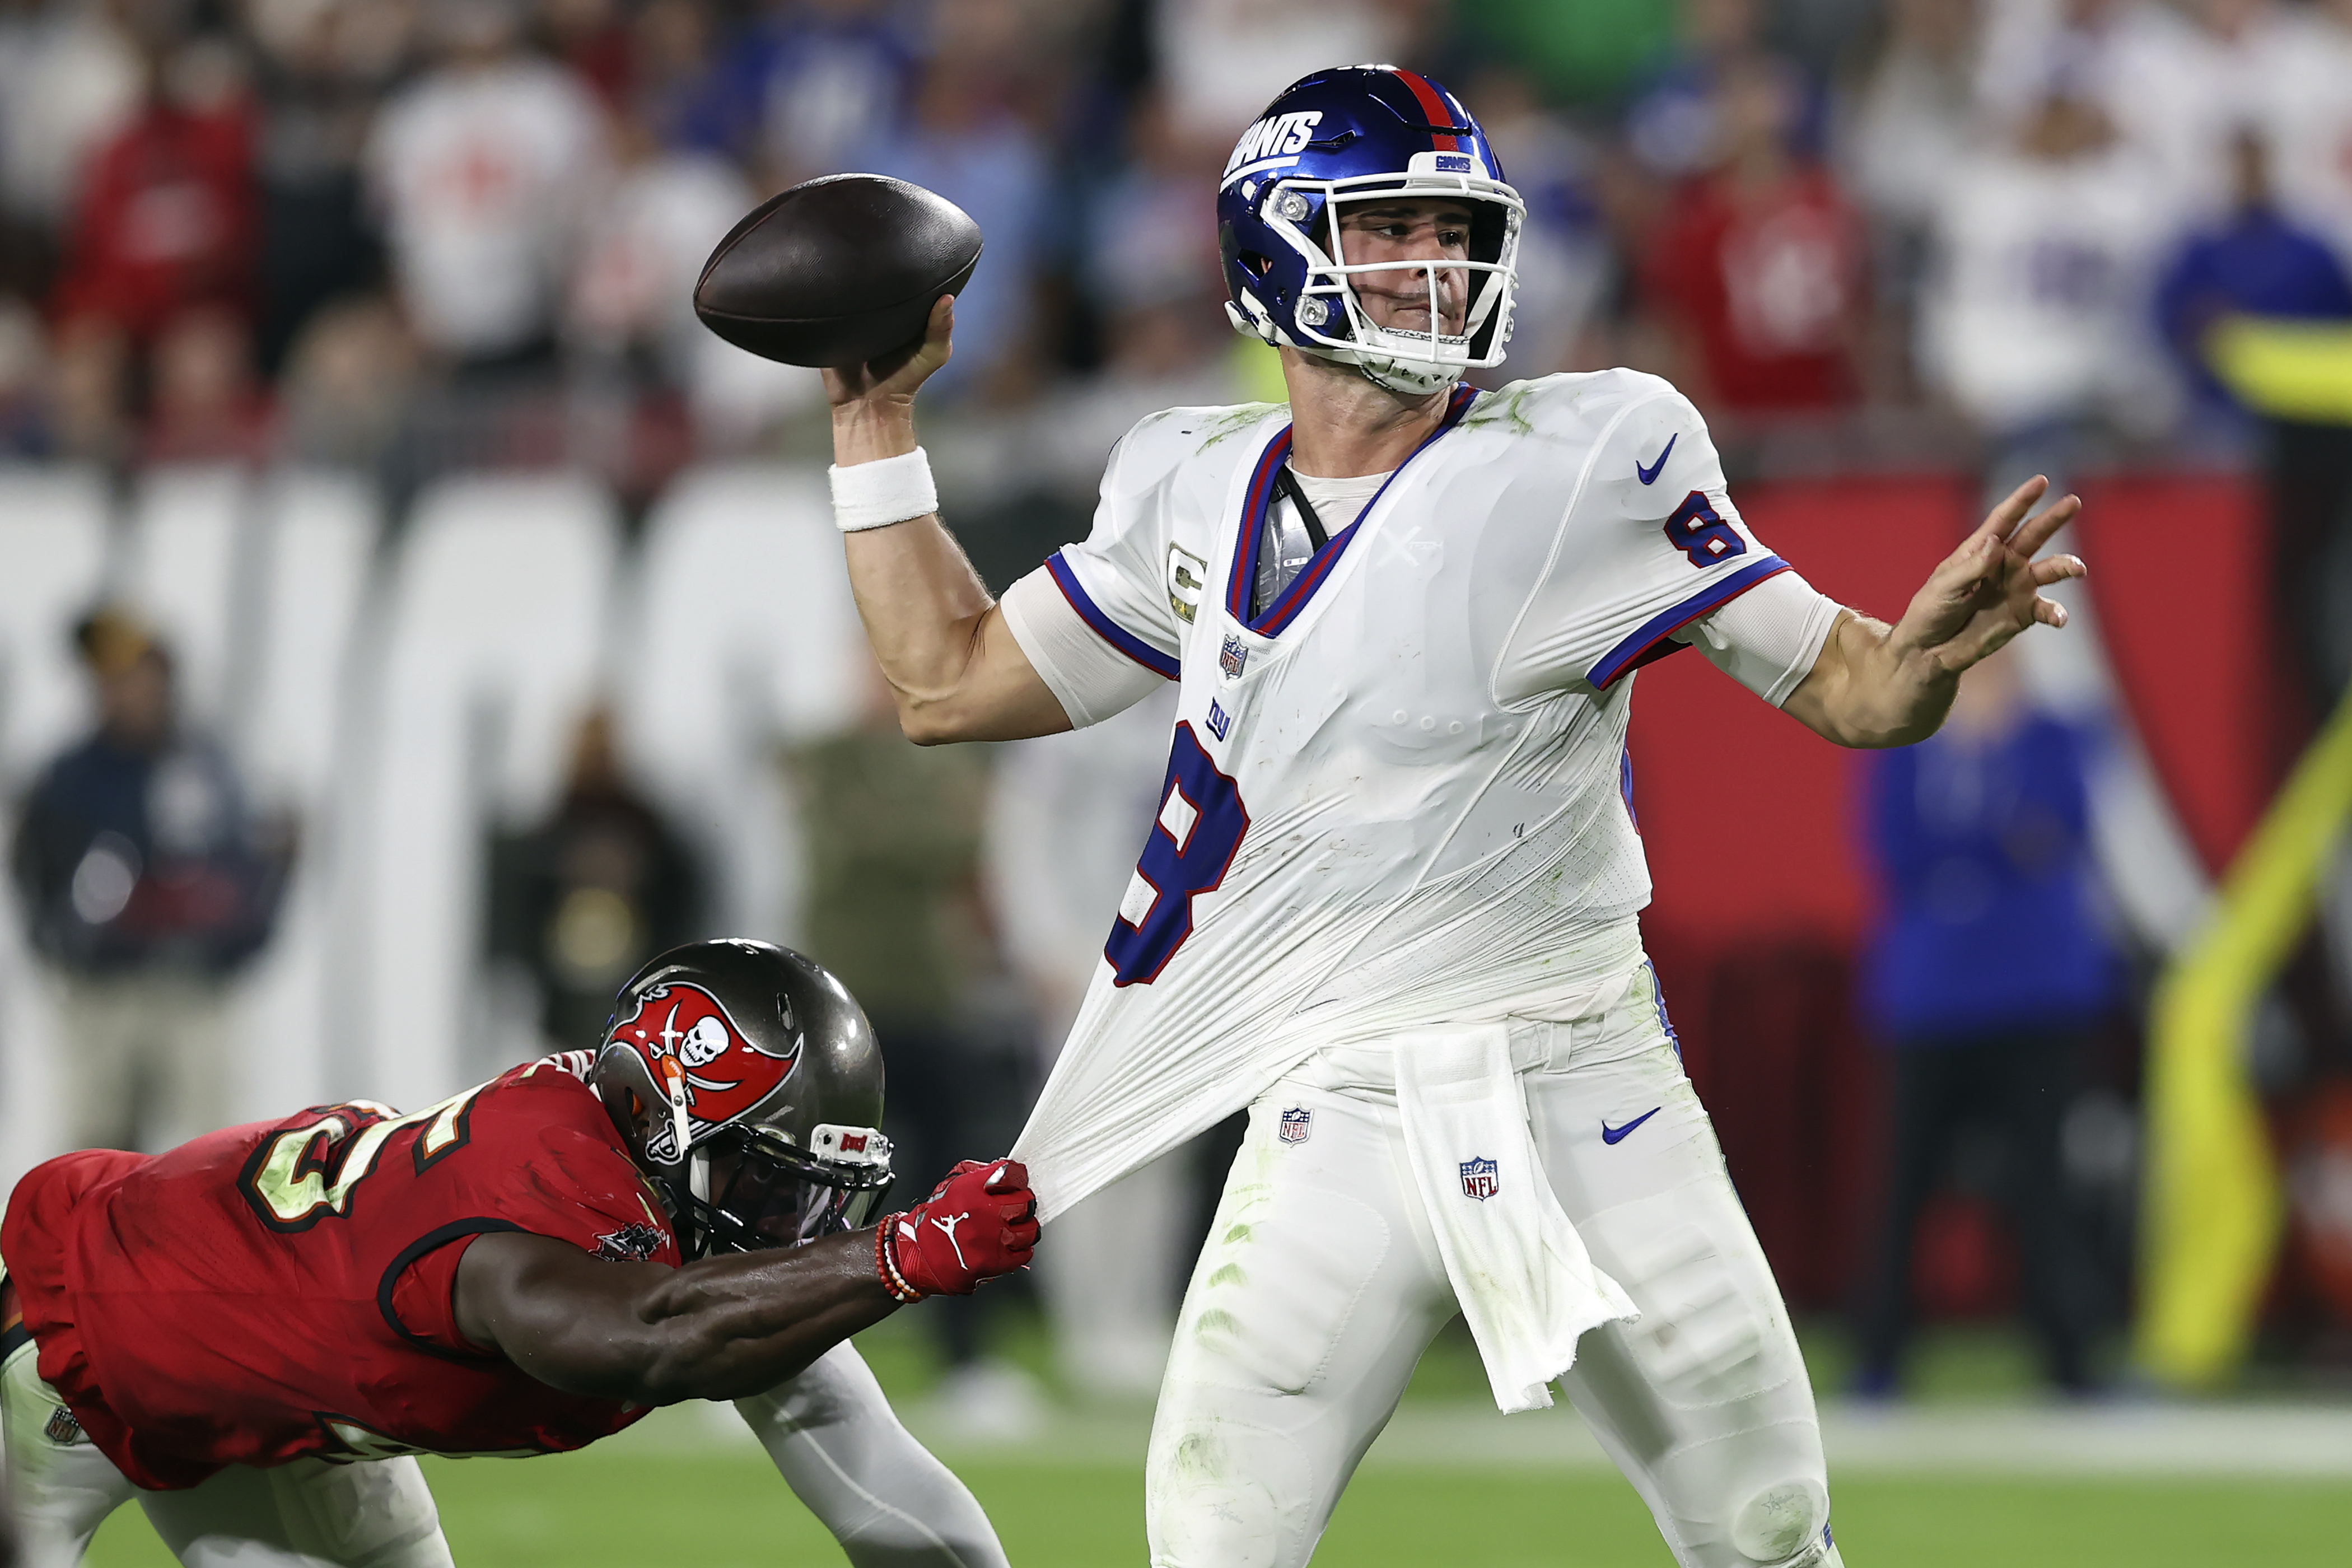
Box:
[1781,475,2089,748]
[1887,475,2087,676]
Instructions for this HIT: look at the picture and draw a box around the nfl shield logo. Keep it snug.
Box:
[45,1404,87,1445]
[1220,634,1248,679]
[1459,1156,1500,1201]
[1278,1107,1312,1144]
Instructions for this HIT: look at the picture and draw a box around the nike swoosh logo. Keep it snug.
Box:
[1635,433,1677,485]
[1600,1107,1662,1145]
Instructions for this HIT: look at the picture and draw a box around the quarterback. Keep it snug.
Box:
[822,67,2084,1568]
[0,940,1037,1566]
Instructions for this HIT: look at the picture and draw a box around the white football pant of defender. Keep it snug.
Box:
[2,1333,1004,1568]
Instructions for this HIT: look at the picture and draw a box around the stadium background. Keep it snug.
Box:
[2,0,2350,1562]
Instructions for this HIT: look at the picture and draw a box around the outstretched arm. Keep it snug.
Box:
[826,297,1069,745]
[1780,476,2086,748]
[452,1161,1039,1406]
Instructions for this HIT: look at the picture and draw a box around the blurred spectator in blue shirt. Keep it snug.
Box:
[857,58,1046,402]
[10,608,290,1152]
[1853,646,2116,1396]
[2154,124,2352,424]
[1463,65,1612,377]
[687,0,917,189]
[1623,0,1825,178]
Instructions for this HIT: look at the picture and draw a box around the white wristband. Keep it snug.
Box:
[829,447,939,533]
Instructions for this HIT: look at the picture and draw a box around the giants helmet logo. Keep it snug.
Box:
[606,983,799,1160]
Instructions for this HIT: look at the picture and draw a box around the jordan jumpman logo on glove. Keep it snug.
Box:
[876,1159,1039,1300]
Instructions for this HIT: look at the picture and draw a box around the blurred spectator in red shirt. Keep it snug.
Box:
[539,0,633,109]
[1640,54,1866,416]
[142,302,273,463]
[51,31,258,350]
[45,25,260,464]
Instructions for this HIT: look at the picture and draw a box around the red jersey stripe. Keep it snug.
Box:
[1391,70,1462,152]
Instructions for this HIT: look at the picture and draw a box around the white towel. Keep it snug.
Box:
[1393,1024,1639,1413]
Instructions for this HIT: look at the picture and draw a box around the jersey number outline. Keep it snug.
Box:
[239,1086,486,1233]
[1662,490,1747,567]
[1105,722,1250,987]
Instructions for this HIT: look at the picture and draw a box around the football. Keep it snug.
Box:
[693,173,984,368]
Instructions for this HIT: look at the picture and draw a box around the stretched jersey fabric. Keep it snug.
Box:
[1,1053,678,1490]
[1005,371,1822,1219]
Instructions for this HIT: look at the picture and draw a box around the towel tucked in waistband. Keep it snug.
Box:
[1393,1024,1639,1413]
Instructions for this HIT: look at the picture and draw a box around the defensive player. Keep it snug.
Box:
[1,940,1037,1566]
[819,67,2085,1568]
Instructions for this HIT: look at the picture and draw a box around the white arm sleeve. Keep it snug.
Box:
[735,1343,1009,1568]
[1676,570,1843,708]
[1001,567,1169,728]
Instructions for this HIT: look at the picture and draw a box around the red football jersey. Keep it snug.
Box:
[1,1055,679,1490]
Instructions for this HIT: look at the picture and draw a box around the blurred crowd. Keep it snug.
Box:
[0,0,2347,496]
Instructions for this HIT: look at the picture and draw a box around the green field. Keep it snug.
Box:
[76,1316,2352,1566]
[85,1450,2352,1567]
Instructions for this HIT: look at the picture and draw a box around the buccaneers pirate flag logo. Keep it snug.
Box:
[605,982,800,1161]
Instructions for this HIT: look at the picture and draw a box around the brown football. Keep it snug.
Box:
[693,174,983,368]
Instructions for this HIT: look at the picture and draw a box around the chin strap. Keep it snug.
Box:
[1354,352,1462,396]
[656,1056,694,1164]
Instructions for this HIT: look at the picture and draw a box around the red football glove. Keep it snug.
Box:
[875,1159,1038,1300]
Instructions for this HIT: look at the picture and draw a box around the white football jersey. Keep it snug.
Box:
[1004,370,1835,1218]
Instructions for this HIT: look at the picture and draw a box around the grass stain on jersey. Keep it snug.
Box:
[1170,1428,1227,1482]
[1221,1222,1256,1245]
[1194,1308,1244,1341]
[1459,383,1535,436]
[1192,403,1284,452]
[1208,1263,1248,1289]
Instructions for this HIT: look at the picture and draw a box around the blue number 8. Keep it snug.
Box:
[1663,490,1747,567]
[1105,723,1250,987]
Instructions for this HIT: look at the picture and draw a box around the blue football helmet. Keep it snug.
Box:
[1217,65,1523,395]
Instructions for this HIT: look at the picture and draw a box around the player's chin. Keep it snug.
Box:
[1364,303,1462,339]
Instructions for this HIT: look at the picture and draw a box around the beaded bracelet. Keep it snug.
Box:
[874,1215,924,1303]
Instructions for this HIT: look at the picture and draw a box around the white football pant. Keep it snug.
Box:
[1146,969,1841,1568]
[2,1331,452,1568]
[4,1333,1002,1568]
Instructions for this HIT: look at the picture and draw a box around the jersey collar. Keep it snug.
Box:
[1226,382,1479,636]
